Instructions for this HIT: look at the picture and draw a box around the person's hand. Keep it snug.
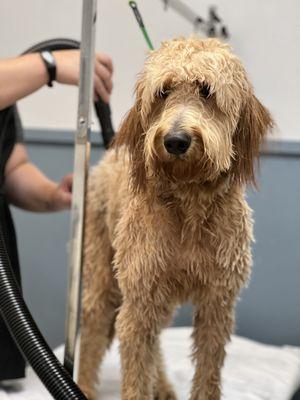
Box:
[48,174,73,211]
[53,50,113,103]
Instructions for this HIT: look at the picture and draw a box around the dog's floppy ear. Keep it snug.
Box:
[113,103,147,192]
[232,95,273,186]
[113,103,143,151]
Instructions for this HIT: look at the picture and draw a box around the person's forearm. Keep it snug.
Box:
[0,53,48,110]
[4,161,58,212]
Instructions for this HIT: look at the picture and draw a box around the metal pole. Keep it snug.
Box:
[64,0,97,381]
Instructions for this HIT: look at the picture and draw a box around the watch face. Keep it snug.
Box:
[43,51,53,64]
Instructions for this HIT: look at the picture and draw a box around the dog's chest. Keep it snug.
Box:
[162,195,219,259]
[160,192,244,279]
[115,186,251,288]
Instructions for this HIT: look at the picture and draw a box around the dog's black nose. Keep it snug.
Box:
[164,132,191,155]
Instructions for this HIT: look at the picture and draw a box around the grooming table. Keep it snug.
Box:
[1,328,300,400]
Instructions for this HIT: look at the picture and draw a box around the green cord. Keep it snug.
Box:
[141,27,154,50]
[129,1,154,50]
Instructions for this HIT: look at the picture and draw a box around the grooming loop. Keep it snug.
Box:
[64,0,97,381]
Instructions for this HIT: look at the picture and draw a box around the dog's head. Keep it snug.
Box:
[114,37,273,191]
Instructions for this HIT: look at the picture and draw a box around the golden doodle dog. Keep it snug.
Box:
[78,37,273,399]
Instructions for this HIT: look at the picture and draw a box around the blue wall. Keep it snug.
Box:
[237,152,300,345]
[12,132,300,348]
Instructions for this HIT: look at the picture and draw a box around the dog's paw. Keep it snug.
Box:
[154,393,177,400]
[78,384,98,400]
[154,387,177,400]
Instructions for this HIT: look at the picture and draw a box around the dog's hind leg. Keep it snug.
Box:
[154,339,177,400]
[190,288,235,400]
[78,263,120,399]
[78,180,122,399]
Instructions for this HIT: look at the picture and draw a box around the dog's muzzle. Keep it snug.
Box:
[164,132,191,155]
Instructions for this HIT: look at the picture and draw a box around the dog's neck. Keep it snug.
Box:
[146,172,233,203]
[138,177,242,245]
[142,174,240,216]
[131,174,245,246]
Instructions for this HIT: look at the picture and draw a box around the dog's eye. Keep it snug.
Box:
[199,83,211,99]
[158,88,171,99]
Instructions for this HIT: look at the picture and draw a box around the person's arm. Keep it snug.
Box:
[0,53,48,110]
[3,143,72,212]
[0,50,113,110]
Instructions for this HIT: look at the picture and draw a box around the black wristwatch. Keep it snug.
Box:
[40,51,56,87]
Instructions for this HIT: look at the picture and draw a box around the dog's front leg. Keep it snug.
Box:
[113,203,177,399]
[116,296,172,400]
[190,288,236,400]
[153,339,177,400]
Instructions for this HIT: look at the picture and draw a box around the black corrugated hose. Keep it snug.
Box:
[0,223,87,399]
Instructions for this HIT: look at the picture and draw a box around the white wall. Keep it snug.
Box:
[0,0,299,140]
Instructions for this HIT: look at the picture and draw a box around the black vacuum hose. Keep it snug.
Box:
[24,38,115,148]
[0,223,87,399]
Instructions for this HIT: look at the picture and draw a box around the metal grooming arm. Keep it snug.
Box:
[161,0,229,38]
[162,0,200,25]
[64,0,97,380]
